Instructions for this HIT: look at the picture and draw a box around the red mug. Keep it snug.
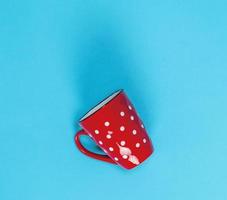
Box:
[74,89,154,169]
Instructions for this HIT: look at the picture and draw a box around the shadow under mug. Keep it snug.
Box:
[75,89,154,169]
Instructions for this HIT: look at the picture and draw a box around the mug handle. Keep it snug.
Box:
[74,130,116,164]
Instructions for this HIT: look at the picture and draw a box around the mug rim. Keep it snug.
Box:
[79,89,123,122]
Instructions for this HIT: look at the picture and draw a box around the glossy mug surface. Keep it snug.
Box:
[75,90,154,169]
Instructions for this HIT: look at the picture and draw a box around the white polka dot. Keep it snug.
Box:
[114,157,119,161]
[122,155,128,159]
[120,126,125,131]
[120,111,125,116]
[104,121,110,126]
[98,141,103,145]
[94,130,99,134]
[143,138,147,143]
[109,147,114,151]
[136,143,140,148]
[106,134,111,139]
[120,141,126,146]
[108,131,113,134]
[130,115,134,120]
[132,129,137,135]
[128,105,132,110]
[141,124,144,128]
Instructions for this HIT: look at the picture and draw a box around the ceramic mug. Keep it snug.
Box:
[74,89,154,169]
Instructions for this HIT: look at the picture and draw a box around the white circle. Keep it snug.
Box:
[95,130,99,134]
[120,126,125,131]
[141,124,144,128]
[106,134,111,139]
[136,143,140,148]
[130,115,134,120]
[109,147,114,151]
[98,141,103,145]
[132,129,137,135]
[120,111,125,116]
[120,141,126,146]
[143,138,147,143]
[104,121,110,126]
[128,105,132,110]
[122,155,128,159]
[114,157,119,161]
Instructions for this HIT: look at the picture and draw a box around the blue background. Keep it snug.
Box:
[0,0,227,199]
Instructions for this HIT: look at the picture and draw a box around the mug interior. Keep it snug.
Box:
[80,89,122,122]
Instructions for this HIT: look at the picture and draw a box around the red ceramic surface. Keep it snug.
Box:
[75,89,154,169]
